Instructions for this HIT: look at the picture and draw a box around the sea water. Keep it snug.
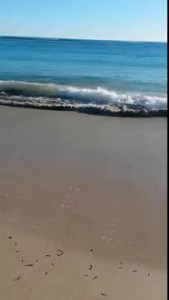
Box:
[0,36,167,113]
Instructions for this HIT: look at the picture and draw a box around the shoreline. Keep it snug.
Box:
[0,102,167,118]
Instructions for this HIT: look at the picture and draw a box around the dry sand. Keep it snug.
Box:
[0,106,167,299]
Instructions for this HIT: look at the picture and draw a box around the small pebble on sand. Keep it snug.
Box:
[127,241,132,245]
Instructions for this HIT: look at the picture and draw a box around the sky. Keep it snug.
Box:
[0,0,167,42]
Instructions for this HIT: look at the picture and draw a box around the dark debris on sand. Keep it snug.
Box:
[56,249,64,257]
[101,292,108,297]
[13,275,22,281]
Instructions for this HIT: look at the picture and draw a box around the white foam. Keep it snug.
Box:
[0,80,167,110]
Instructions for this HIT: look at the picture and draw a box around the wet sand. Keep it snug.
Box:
[0,106,167,299]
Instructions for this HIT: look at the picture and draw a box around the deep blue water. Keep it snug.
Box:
[0,36,167,110]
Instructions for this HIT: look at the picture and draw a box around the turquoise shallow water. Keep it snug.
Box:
[0,36,167,111]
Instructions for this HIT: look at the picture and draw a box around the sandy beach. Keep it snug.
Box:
[0,106,167,300]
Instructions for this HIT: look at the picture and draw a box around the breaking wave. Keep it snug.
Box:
[0,80,167,117]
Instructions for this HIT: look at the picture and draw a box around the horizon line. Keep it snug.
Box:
[0,35,167,43]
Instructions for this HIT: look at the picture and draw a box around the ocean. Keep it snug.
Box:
[0,36,167,116]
